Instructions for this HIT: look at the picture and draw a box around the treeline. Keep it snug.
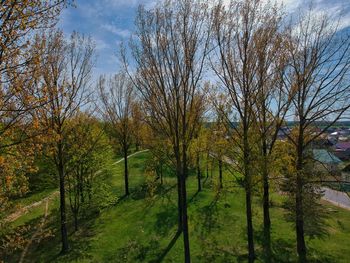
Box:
[1,1,350,263]
[0,0,143,256]
[119,1,350,263]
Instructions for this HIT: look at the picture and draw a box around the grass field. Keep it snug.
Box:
[2,151,350,262]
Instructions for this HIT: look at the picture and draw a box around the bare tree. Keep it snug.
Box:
[98,72,134,196]
[281,7,350,262]
[123,0,210,261]
[36,30,94,253]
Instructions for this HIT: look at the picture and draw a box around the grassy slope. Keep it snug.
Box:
[4,151,350,263]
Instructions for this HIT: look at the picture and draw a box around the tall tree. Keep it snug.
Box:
[251,8,290,260]
[98,72,134,196]
[36,30,94,253]
[124,1,210,261]
[211,0,282,261]
[282,8,350,262]
[0,1,68,221]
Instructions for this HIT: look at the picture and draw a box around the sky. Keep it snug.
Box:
[58,0,350,78]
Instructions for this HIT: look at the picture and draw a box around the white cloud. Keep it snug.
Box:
[102,0,156,8]
[101,23,131,38]
[92,37,110,51]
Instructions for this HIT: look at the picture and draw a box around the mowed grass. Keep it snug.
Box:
[4,151,350,262]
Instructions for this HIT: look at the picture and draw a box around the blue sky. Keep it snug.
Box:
[58,0,157,76]
[58,0,350,78]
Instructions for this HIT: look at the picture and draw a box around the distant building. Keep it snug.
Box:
[312,149,342,175]
[333,142,350,160]
[313,149,342,165]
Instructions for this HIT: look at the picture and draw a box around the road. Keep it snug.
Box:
[321,187,350,210]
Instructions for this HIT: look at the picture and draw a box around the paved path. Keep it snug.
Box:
[113,149,149,165]
[5,149,149,223]
[5,191,59,223]
[321,187,350,210]
[19,198,50,263]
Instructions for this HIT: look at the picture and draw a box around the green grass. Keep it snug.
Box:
[3,152,350,262]
[10,199,55,229]
[5,188,57,217]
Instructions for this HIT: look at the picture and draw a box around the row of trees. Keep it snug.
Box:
[0,0,70,237]
[1,0,350,262]
[0,0,142,254]
[115,0,350,262]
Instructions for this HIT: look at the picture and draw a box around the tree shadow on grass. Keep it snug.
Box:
[111,231,181,263]
[194,192,239,262]
[150,230,181,263]
[197,193,221,233]
[20,206,101,263]
[153,205,178,236]
[254,228,336,263]
[108,239,158,262]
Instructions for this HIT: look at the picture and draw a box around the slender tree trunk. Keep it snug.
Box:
[244,131,255,262]
[87,173,92,202]
[206,151,209,179]
[79,167,84,203]
[74,211,78,231]
[296,173,306,263]
[197,153,201,192]
[58,142,69,254]
[262,142,271,261]
[219,159,223,189]
[181,149,191,263]
[296,136,307,262]
[176,163,183,233]
[262,167,271,261]
[123,145,129,196]
[246,183,254,263]
[160,164,163,185]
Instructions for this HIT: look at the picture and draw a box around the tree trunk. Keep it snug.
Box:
[206,151,209,179]
[219,159,223,189]
[262,142,271,260]
[123,146,129,196]
[74,211,78,231]
[295,125,307,263]
[197,153,201,192]
[79,166,84,203]
[58,142,69,254]
[176,165,183,233]
[160,164,163,185]
[246,184,254,263]
[181,150,191,263]
[263,168,271,261]
[296,173,306,263]
[244,131,255,262]
[296,149,306,262]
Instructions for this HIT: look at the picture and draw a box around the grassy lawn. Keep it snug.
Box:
[2,151,350,262]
